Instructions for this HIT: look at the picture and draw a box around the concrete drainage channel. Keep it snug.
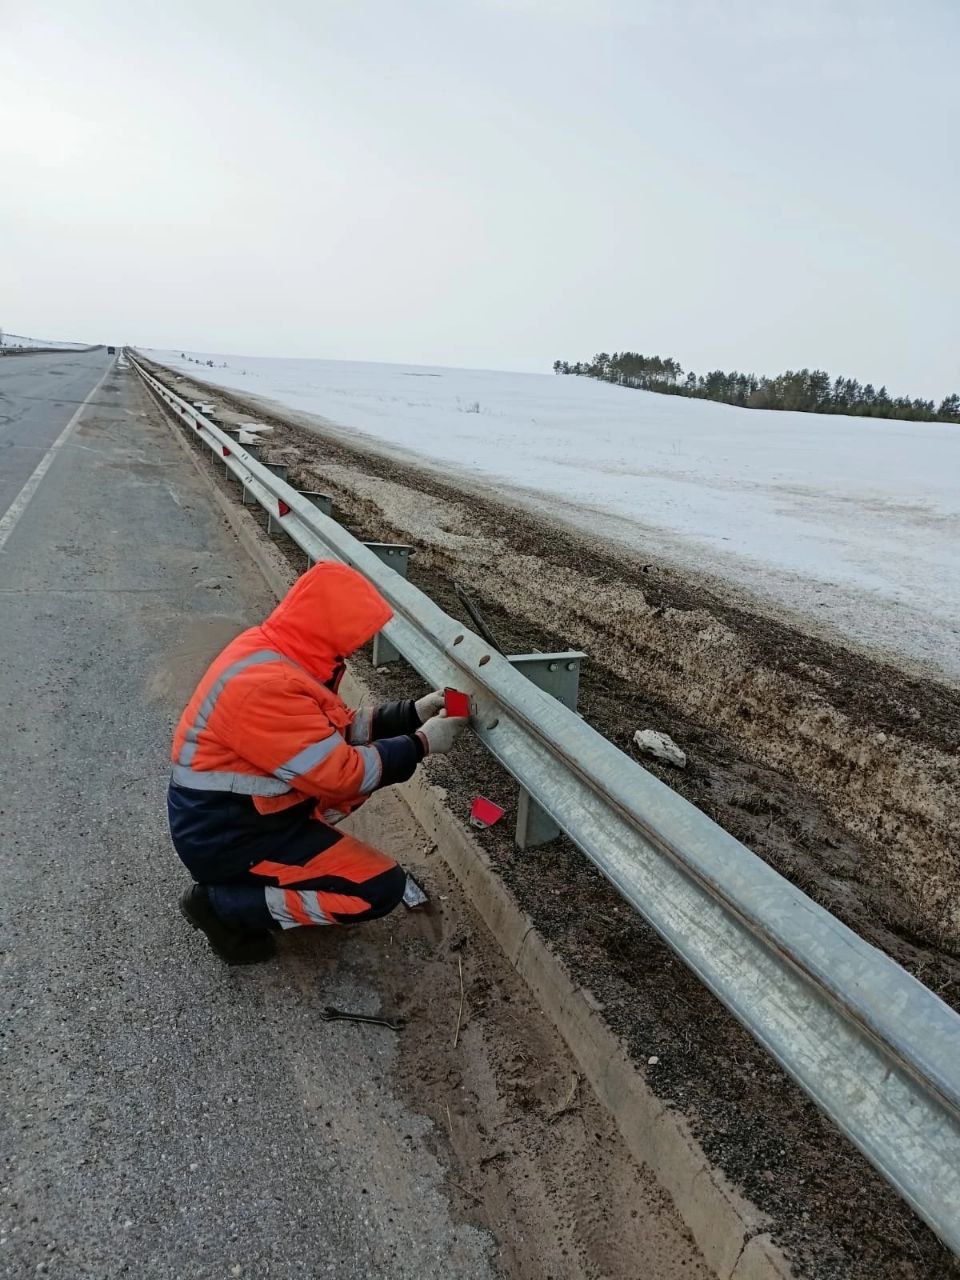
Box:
[131,354,960,1279]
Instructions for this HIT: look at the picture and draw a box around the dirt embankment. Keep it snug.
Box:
[138,357,960,1280]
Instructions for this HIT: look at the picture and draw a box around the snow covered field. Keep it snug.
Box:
[146,349,960,684]
[0,332,88,349]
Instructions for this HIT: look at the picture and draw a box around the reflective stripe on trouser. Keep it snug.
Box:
[264,886,332,928]
[203,825,406,932]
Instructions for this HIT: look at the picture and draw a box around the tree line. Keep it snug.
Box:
[553,352,960,423]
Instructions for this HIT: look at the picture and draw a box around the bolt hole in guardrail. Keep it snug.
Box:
[128,353,960,1255]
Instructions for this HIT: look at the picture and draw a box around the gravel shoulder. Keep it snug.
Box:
[140,354,960,1280]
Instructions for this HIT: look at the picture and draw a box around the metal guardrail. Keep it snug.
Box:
[131,352,960,1255]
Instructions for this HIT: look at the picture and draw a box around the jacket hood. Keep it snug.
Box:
[260,560,393,682]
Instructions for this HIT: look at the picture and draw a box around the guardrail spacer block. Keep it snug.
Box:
[265,463,290,532]
[508,651,587,849]
[302,494,335,567]
[301,491,333,518]
[222,429,242,479]
[363,543,414,664]
[239,445,262,501]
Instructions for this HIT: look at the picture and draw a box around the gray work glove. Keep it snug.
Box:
[414,690,446,724]
[416,711,469,755]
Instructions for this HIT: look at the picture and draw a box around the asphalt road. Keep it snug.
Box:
[0,359,498,1278]
[0,350,112,521]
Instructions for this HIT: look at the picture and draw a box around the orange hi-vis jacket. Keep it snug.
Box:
[170,562,397,823]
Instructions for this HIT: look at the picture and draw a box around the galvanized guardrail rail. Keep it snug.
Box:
[131,352,960,1256]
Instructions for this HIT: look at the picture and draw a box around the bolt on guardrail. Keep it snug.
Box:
[129,352,960,1256]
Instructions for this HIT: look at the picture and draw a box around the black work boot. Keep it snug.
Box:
[179,885,276,966]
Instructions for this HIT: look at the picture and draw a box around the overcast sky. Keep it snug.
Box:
[1,1,957,397]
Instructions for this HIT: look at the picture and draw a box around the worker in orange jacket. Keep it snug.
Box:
[167,561,468,965]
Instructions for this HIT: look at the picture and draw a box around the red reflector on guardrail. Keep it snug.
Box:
[222,446,231,457]
[278,500,291,517]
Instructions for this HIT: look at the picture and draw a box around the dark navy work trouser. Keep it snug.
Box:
[167,784,406,930]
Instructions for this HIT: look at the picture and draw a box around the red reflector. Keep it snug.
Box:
[444,688,471,717]
[278,500,291,517]
[469,796,505,829]
[222,446,231,457]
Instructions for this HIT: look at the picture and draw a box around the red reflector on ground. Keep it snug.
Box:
[469,796,505,829]
[278,500,291,517]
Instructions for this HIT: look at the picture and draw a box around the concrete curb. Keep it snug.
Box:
[391,768,792,1280]
[143,373,794,1280]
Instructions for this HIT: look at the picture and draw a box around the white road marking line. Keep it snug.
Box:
[0,363,113,554]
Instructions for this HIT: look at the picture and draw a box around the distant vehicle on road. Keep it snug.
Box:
[107,346,116,355]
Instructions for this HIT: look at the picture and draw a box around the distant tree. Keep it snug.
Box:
[552,349,959,426]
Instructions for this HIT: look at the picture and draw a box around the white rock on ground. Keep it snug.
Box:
[633,730,687,768]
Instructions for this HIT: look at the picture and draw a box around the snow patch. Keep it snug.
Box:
[142,348,960,685]
[0,332,88,350]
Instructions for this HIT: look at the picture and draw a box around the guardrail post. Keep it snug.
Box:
[363,543,414,664]
[508,651,587,848]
